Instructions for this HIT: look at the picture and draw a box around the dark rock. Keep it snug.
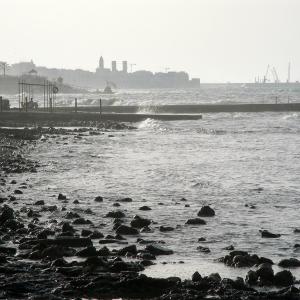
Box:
[58,193,67,200]
[246,270,258,285]
[130,215,151,228]
[81,229,92,237]
[186,218,206,225]
[62,222,75,233]
[65,212,81,219]
[105,211,125,218]
[14,189,23,194]
[139,206,152,211]
[145,245,174,255]
[34,200,45,205]
[19,237,92,248]
[198,237,206,242]
[197,205,215,217]
[118,197,132,202]
[0,246,17,256]
[94,196,103,202]
[224,245,235,250]
[97,246,111,256]
[159,226,174,232]
[76,246,97,257]
[197,246,211,253]
[256,263,274,283]
[278,258,300,268]
[118,245,137,256]
[73,200,79,204]
[73,218,92,225]
[192,271,202,282]
[274,270,294,286]
[116,225,139,235]
[0,205,14,225]
[260,230,281,238]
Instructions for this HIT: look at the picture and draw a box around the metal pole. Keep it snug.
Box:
[0,96,2,112]
[99,98,102,120]
[75,98,77,113]
[18,80,20,111]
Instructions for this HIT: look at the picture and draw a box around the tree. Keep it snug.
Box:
[0,62,9,76]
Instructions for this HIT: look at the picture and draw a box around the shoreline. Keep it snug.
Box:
[1,126,300,299]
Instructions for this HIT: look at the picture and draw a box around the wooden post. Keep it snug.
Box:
[99,98,102,120]
[75,98,77,113]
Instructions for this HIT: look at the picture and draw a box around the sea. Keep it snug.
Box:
[6,83,300,281]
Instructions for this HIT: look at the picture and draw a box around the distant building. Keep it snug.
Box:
[111,61,117,72]
[122,61,128,73]
[99,56,104,70]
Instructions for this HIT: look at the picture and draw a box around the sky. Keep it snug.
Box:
[1,0,299,82]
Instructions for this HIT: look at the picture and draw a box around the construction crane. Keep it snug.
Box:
[272,67,280,83]
[263,65,270,83]
[0,62,9,76]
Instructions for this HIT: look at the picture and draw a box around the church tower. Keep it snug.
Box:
[99,56,104,69]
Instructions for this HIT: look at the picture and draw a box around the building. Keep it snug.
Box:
[122,61,128,73]
[111,61,117,72]
[99,56,104,70]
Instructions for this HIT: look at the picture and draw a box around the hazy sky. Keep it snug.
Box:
[1,0,299,82]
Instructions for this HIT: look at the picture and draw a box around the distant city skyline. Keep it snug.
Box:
[1,0,300,82]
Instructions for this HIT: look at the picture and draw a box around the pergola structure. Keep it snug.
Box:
[18,80,58,112]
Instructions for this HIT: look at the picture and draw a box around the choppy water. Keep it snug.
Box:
[9,86,300,280]
[6,83,300,108]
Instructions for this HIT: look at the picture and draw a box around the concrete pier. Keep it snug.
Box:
[0,111,202,123]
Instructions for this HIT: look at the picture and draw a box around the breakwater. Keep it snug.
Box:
[53,102,300,114]
[0,111,202,123]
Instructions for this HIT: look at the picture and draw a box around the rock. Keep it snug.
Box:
[34,200,45,205]
[118,245,137,256]
[159,226,174,232]
[145,245,174,255]
[94,196,103,202]
[274,270,294,286]
[81,229,92,237]
[197,246,211,253]
[19,237,92,249]
[185,218,206,225]
[65,212,81,219]
[130,215,151,228]
[256,263,274,283]
[198,237,206,242]
[224,245,235,250]
[76,246,97,257]
[192,271,202,282]
[260,230,281,238]
[62,222,75,233]
[197,206,215,217]
[278,258,300,268]
[0,246,17,256]
[139,206,152,211]
[14,189,23,194]
[73,200,79,204]
[58,193,67,200]
[118,197,132,202]
[0,205,14,225]
[208,273,221,282]
[113,202,120,207]
[105,211,125,218]
[98,246,111,256]
[246,270,258,285]
[73,218,92,225]
[116,225,139,235]
[90,231,104,239]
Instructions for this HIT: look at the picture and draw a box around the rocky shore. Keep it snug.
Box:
[1,127,300,299]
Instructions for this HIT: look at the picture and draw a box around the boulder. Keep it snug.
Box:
[130,215,151,228]
[94,196,103,202]
[192,271,202,282]
[197,206,215,217]
[139,206,152,211]
[58,193,67,200]
[159,226,174,232]
[76,246,97,257]
[186,218,206,225]
[73,218,92,225]
[118,245,137,256]
[105,211,125,218]
[145,245,174,255]
[274,270,294,286]
[116,225,139,235]
[260,230,281,238]
[278,258,300,268]
[197,246,210,253]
